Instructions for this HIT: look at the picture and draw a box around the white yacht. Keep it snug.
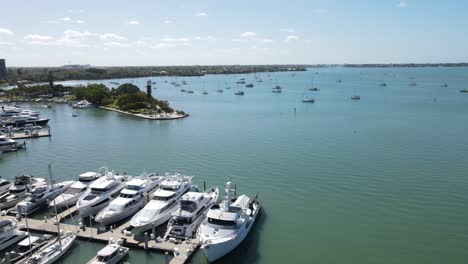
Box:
[76,171,127,218]
[72,100,94,109]
[48,170,103,209]
[86,240,129,264]
[164,187,219,240]
[95,174,165,226]
[27,231,76,264]
[16,181,73,215]
[130,175,195,232]
[198,181,261,262]
[0,220,28,252]
[6,234,54,263]
[0,135,26,153]
[0,179,12,196]
[48,181,87,210]
[0,176,47,210]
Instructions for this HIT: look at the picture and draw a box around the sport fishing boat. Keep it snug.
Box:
[72,100,94,109]
[164,187,219,240]
[0,176,47,210]
[16,181,73,215]
[1,115,49,127]
[86,240,129,264]
[198,181,261,263]
[95,174,165,226]
[130,175,194,232]
[76,170,127,218]
[272,85,282,93]
[0,220,28,252]
[6,234,54,263]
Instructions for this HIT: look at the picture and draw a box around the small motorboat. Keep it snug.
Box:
[0,220,28,252]
[6,234,54,263]
[87,240,129,264]
[302,97,315,103]
[234,91,244,96]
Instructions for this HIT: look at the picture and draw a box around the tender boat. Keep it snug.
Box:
[459,89,468,93]
[202,91,208,95]
[0,176,47,210]
[234,91,244,96]
[95,174,165,226]
[216,89,223,93]
[302,97,315,103]
[16,181,73,215]
[27,231,76,264]
[164,187,219,240]
[0,220,28,252]
[198,181,261,263]
[245,84,254,88]
[186,90,194,94]
[86,240,129,264]
[76,171,127,218]
[48,171,103,209]
[6,235,53,263]
[272,85,282,93]
[351,95,361,100]
[130,175,195,232]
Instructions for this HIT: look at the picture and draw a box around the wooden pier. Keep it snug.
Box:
[2,208,200,264]
[8,129,51,140]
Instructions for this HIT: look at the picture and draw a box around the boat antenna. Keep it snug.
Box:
[48,163,62,250]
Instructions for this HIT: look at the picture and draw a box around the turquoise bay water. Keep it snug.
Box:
[1,67,468,263]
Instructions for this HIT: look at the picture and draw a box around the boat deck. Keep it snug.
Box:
[8,129,51,139]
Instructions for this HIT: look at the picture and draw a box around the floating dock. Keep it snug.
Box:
[8,129,51,139]
[3,206,200,264]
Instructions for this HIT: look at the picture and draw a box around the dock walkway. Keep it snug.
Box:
[2,212,199,264]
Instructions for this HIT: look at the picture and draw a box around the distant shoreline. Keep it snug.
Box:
[98,106,189,121]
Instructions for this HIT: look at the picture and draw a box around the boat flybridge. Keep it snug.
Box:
[87,239,129,264]
[0,175,47,210]
[130,174,195,232]
[198,181,261,262]
[0,220,28,252]
[49,171,103,209]
[164,187,219,241]
[16,181,73,215]
[77,169,127,218]
[95,173,165,226]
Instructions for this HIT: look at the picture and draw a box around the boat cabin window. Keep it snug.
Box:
[91,187,110,194]
[82,194,98,201]
[172,216,192,225]
[119,193,136,198]
[161,185,180,191]
[9,188,24,194]
[208,218,236,227]
[66,187,85,194]
[180,200,197,213]
[126,185,142,191]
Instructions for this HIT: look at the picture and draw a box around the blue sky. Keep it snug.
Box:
[0,0,467,66]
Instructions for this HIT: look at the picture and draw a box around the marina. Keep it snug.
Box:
[2,67,468,264]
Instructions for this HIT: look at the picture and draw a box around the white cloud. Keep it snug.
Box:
[195,35,216,41]
[0,41,13,45]
[161,37,190,42]
[128,20,140,25]
[104,41,130,48]
[240,32,256,38]
[57,17,85,24]
[396,1,408,8]
[280,28,295,33]
[285,35,300,42]
[263,39,273,43]
[99,33,127,41]
[163,20,172,24]
[67,9,84,14]
[24,34,53,41]
[151,42,191,49]
[0,28,14,35]
[195,12,207,17]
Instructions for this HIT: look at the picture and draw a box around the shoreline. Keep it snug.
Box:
[98,106,189,120]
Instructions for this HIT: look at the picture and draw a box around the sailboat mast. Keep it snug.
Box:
[48,163,62,250]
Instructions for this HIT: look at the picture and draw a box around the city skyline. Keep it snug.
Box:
[0,0,467,66]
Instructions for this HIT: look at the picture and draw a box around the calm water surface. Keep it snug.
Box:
[1,67,468,264]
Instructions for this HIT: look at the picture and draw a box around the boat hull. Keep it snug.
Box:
[96,199,145,226]
[130,207,175,232]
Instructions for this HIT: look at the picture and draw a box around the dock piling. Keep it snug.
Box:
[144,232,149,250]
[4,252,10,264]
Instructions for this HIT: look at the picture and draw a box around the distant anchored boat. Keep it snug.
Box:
[460,89,468,93]
[245,84,254,88]
[302,96,315,103]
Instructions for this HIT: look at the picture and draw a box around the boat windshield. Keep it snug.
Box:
[126,185,142,191]
[91,187,108,194]
[161,185,180,191]
[82,194,98,201]
[172,216,191,225]
[180,200,197,213]
[153,194,175,201]
[208,218,236,227]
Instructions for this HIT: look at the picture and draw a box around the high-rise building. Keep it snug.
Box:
[0,59,6,80]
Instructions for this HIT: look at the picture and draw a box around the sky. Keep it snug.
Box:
[0,0,467,66]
